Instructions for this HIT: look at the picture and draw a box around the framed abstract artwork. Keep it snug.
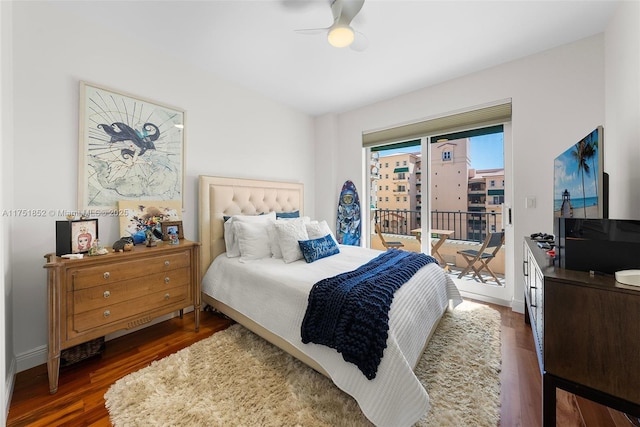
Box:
[78,81,185,211]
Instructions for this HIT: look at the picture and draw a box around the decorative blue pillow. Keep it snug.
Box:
[276,210,300,219]
[298,234,340,263]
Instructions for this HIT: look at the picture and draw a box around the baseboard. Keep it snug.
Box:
[510,298,525,314]
[458,290,511,308]
[15,344,47,373]
[15,309,193,373]
[5,356,15,420]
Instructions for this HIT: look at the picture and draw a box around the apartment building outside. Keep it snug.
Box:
[372,137,504,242]
[373,152,420,234]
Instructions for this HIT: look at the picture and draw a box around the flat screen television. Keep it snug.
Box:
[553,126,608,219]
[556,218,640,273]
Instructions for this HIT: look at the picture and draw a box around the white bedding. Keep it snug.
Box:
[201,245,462,426]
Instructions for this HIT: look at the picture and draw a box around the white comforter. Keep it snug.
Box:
[201,245,462,426]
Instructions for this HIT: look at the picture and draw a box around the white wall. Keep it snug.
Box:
[9,1,315,372]
[2,0,15,420]
[605,0,640,215]
[314,34,608,310]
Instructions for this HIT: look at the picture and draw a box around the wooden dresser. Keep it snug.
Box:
[523,237,640,425]
[44,239,201,394]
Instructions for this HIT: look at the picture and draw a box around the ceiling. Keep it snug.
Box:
[59,0,619,116]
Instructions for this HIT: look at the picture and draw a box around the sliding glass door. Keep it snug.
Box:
[428,127,507,302]
[367,125,510,304]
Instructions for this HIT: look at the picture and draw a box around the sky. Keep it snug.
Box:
[553,138,600,200]
[378,132,504,170]
[469,133,504,169]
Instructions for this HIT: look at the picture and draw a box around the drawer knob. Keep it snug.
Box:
[164,260,170,267]
[164,277,170,284]
[103,290,111,299]
[164,293,170,300]
[103,272,110,279]
[103,310,111,318]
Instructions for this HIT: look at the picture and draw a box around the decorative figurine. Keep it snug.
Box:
[169,232,179,245]
[88,238,109,256]
[112,236,134,252]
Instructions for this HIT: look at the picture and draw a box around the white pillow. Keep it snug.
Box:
[223,212,276,257]
[274,218,309,263]
[234,221,272,261]
[306,220,337,244]
[284,216,312,224]
[267,223,282,259]
[223,218,239,257]
[268,216,311,259]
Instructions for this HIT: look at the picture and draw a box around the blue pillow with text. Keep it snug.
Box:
[298,234,340,263]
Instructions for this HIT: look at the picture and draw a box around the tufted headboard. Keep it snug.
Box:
[198,176,304,278]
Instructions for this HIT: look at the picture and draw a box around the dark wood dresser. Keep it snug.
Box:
[523,237,640,425]
[44,239,201,394]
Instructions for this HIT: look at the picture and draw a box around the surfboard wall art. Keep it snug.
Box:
[336,180,361,246]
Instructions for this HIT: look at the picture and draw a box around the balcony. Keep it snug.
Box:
[371,209,505,283]
[468,183,486,192]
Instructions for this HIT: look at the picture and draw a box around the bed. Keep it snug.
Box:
[198,175,462,427]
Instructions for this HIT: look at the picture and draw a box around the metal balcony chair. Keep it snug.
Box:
[375,223,404,249]
[457,231,504,285]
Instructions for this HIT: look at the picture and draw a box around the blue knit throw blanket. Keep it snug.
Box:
[301,249,438,379]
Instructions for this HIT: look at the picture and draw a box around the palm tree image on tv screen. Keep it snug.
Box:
[554,126,605,219]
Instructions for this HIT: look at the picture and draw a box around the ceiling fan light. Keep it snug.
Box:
[327,25,355,48]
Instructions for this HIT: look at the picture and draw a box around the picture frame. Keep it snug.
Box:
[161,221,184,241]
[78,81,186,211]
[56,218,99,256]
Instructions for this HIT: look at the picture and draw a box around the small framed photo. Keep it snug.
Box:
[56,219,99,256]
[161,220,184,241]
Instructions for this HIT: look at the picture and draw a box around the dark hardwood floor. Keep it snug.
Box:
[6,302,633,426]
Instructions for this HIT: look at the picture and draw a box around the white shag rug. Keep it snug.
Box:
[105,300,501,426]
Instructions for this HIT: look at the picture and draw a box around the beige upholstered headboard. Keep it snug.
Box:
[198,176,304,278]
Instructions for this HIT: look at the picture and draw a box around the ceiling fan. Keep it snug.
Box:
[295,0,368,51]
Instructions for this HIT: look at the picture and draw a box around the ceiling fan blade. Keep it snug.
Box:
[280,0,317,10]
[336,0,364,25]
[330,0,343,23]
[295,27,330,36]
[350,30,368,51]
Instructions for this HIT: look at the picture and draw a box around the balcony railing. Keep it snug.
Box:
[372,208,501,243]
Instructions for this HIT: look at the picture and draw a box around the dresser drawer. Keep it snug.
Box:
[72,285,189,333]
[72,267,190,314]
[71,251,190,290]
